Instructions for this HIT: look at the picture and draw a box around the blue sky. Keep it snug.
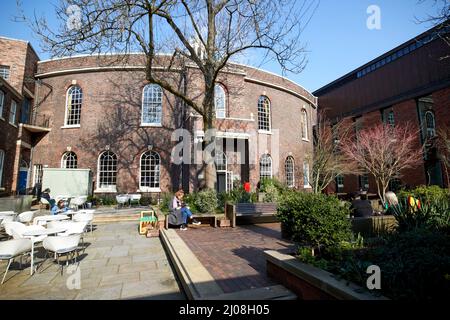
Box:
[0,0,439,92]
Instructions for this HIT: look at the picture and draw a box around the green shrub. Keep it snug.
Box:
[391,198,450,232]
[194,189,218,213]
[277,191,352,250]
[260,178,286,193]
[398,185,450,204]
[263,184,279,203]
[183,193,198,213]
[98,196,117,206]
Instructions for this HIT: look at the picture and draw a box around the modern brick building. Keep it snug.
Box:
[1,42,317,197]
[0,37,49,196]
[314,23,450,195]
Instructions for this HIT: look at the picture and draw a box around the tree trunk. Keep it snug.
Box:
[201,86,217,191]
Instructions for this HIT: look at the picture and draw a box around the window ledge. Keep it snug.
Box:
[138,188,162,193]
[140,123,162,128]
[0,117,5,121]
[61,125,81,129]
[94,188,117,193]
[9,122,17,128]
[303,185,312,189]
[302,138,310,142]
[258,130,273,135]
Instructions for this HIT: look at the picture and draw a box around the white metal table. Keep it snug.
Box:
[23,227,67,275]
[33,215,70,226]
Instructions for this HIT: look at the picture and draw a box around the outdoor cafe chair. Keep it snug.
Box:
[42,235,81,275]
[39,198,50,210]
[129,194,142,207]
[73,213,94,234]
[18,211,35,225]
[0,239,32,284]
[6,222,47,243]
[116,194,129,209]
[48,221,88,248]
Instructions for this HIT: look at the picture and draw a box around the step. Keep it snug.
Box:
[203,285,297,300]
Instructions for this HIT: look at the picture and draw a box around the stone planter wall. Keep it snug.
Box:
[265,250,388,300]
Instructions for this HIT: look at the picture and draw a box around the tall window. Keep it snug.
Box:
[303,161,310,187]
[359,174,369,190]
[142,84,162,125]
[424,111,436,139]
[285,156,295,188]
[214,84,226,119]
[260,154,272,180]
[301,109,308,140]
[215,150,227,172]
[98,151,117,190]
[140,151,161,190]
[258,96,271,132]
[65,86,83,126]
[33,164,43,185]
[387,111,395,128]
[0,149,4,187]
[9,100,17,125]
[61,152,78,169]
[0,66,10,80]
[336,175,344,192]
[0,90,4,118]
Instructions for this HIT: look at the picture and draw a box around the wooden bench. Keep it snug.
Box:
[225,202,278,227]
[165,213,218,229]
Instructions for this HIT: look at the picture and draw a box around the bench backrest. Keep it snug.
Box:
[235,203,277,214]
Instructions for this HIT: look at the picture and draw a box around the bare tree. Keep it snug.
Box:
[436,127,450,188]
[341,123,423,205]
[17,0,318,190]
[310,111,356,194]
[416,0,450,59]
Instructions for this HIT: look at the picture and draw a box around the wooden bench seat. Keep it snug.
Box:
[226,203,278,227]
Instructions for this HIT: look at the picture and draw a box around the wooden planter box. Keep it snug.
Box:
[264,250,388,300]
[217,219,231,228]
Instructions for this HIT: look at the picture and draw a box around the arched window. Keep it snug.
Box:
[61,152,78,169]
[258,96,271,132]
[65,86,83,126]
[98,151,117,190]
[142,84,163,125]
[215,150,227,172]
[0,149,4,187]
[140,151,161,190]
[260,154,272,180]
[303,161,310,187]
[301,109,308,140]
[215,84,226,119]
[285,156,295,188]
[424,111,436,139]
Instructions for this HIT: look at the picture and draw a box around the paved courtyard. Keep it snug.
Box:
[0,222,185,300]
[176,223,296,294]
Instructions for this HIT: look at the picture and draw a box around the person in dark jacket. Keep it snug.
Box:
[41,188,56,208]
[350,191,374,218]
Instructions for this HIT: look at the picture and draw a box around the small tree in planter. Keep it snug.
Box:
[341,123,423,207]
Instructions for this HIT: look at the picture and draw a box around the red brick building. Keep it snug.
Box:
[0,50,317,197]
[314,23,450,194]
[0,37,48,196]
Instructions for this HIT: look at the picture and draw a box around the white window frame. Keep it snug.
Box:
[0,66,10,80]
[260,154,273,180]
[0,149,4,187]
[0,90,4,120]
[141,84,163,126]
[214,84,226,119]
[96,151,118,192]
[285,156,295,188]
[424,111,436,139]
[303,161,311,188]
[61,152,78,169]
[139,151,161,192]
[301,109,309,141]
[387,110,395,128]
[33,164,43,186]
[9,100,17,125]
[64,86,83,127]
[258,96,271,133]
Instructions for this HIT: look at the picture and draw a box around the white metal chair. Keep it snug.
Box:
[39,198,50,210]
[69,197,86,211]
[6,222,47,242]
[129,194,142,207]
[18,211,35,225]
[42,235,81,275]
[73,213,94,234]
[0,239,32,284]
[116,194,129,209]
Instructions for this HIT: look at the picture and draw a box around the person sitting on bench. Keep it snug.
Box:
[172,190,201,231]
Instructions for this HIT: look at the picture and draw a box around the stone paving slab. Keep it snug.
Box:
[0,222,185,300]
[176,223,295,294]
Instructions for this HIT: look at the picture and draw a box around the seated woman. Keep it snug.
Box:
[51,199,69,215]
[170,190,201,231]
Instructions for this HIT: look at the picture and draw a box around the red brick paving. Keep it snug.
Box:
[176,223,295,294]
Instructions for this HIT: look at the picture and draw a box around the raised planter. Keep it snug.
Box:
[217,218,231,228]
[264,250,388,300]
